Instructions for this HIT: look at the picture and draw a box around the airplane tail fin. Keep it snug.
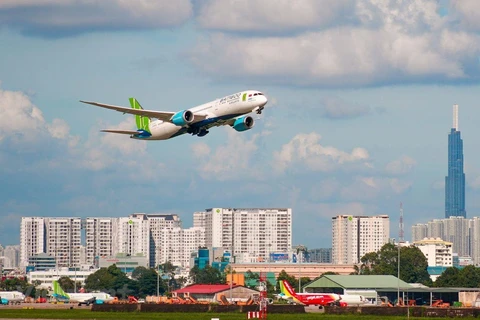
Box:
[129,98,150,132]
[52,280,69,300]
[280,280,297,298]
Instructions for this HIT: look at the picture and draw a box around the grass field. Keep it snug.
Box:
[0,309,473,320]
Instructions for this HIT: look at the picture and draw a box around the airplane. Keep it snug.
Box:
[0,291,25,305]
[278,280,346,308]
[52,280,114,306]
[80,90,268,140]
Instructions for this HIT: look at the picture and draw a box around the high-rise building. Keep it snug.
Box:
[117,215,150,259]
[332,215,390,264]
[194,208,292,262]
[20,217,46,268]
[45,218,82,268]
[445,104,466,218]
[85,217,118,265]
[146,213,182,268]
[411,216,477,263]
[3,245,20,268]
[308,248,332,263]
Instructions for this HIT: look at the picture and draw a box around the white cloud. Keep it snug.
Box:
[191,128,269,180]
[197,0,355,33]
[451,0,480,31]
[190,1,480,87]
[273,132,370,173]
[0,0,193,37]
[385,155,417,175]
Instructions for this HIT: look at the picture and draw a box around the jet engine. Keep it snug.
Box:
[171,110,194,126]
[232,115,255,132]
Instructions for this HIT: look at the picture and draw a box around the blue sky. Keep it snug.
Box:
[1,0,480,248]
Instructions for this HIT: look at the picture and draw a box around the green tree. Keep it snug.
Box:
[57,276,74,292]
[358,243,432,286]
[85,264,137,297]
[132,266,165,296]
[277,270,297,291]
[189,265,225,284]
[434,265,480,287]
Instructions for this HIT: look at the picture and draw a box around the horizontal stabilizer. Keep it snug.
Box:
[101,129,139,135]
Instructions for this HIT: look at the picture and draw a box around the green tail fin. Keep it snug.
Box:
[52,280,69,299]
[129,97,150,132]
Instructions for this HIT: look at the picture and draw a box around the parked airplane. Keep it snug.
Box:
[279,280,345,307]
[80,90,268,140]
[0,291,25,304]
[52,280,114,305]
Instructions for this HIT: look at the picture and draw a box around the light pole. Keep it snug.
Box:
[397,241,400,306]
[74,266,77,293]
[158,265,160,296]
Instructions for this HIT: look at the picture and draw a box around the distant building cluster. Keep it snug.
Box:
[0,244,20,269]
[19,208,293,271]
[412,216,480,265]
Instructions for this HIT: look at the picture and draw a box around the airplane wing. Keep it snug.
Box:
[80,100,208,122]
[101,129,139,135]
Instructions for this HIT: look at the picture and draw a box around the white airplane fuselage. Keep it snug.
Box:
[0,291,25,304]
[138,90,267,140]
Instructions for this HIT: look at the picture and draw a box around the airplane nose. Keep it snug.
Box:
[260,95,268,107]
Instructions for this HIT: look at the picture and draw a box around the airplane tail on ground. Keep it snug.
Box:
[52,280,70,301]
[279,280,302,304]
[129,98,151,132]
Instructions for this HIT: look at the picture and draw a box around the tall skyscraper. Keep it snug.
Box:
[445,104,466,218]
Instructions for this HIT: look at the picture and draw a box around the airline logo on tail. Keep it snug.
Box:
[52,280,70,301]
[279,280,302,304]
[129,97,152,137]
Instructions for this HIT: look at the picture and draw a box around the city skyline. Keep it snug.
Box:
[3,1,480,248]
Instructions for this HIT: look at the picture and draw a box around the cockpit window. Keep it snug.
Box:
[254,93,258,96]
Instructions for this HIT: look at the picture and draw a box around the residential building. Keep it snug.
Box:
[445,104,466,218]
[45,218,82,268]
[332,215,390,264]
[194,208,292,262]
[20,217,46,268]
[3,245,20,268]
[146,213,182,268]
[117,215,150,259]
[85,217,117,265]
[413,237,453,268]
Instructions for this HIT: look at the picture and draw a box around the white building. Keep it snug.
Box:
[85,217,118,265]
[146,213,182,268]
[194,208,292,262]
[28,267,95,289]
[45,218,82,268]
[20,217,46,268]
[332,215,390,264]
[117,215,150,259]
[3,245,20,268]
[155,227,205,268]
[411,224,428,243]
[413,237,453,267]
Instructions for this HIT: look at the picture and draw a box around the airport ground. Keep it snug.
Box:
[0,305,470,320]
